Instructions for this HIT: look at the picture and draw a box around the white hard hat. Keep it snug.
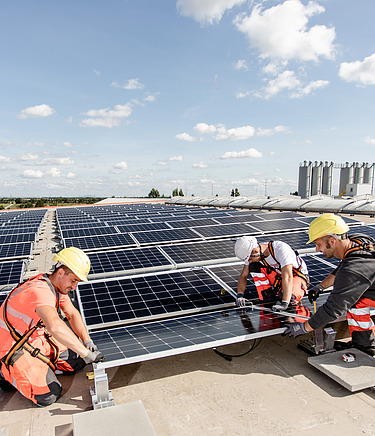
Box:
[234,236,258,262]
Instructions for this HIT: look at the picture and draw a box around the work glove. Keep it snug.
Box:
[308,284,324,304]
[84,339,98,352]
[282,322,308,339]
[272,301,289,311]
[82,350,105,365]
[236,293,247,307]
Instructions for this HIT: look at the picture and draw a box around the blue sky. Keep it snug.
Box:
[1,0,375,198]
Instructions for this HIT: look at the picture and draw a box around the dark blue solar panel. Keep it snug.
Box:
[250,218,308,233]
[116,222,170,233]
[0,243,33,261]
[61,226,119,238]
[63,233,136,251]
[192,223,258,238]
[77,269,235,328]
[166,218,219,228]
[0,233,36,244]
[131,228,202,245]
[0,261,25,286]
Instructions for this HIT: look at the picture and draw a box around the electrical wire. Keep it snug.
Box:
[212,338,262,361]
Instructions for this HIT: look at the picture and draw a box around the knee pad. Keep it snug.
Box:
[35,381,62,407]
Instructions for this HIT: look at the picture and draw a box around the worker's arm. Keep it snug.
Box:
[280,264,293,303]
[61,299,90,343]
[237,265,250,294]
[36,305,89,356]
[319,273,335,290]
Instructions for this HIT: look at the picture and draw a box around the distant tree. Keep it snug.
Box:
[35,199,44,208]
[172,188,179,197]
[290,191,298,196]
[231,188,240,197]
[15,198,22,204]
[148,188,160,198]
[178,189,184,196]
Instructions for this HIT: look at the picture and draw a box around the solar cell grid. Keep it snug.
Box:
[0,233,36,244]
[90,307,291,366]
[88,246,173,277]
[116,222,170,233]
[192,223,258,238]
[160,239,236,265]
[250,218,308,233]
[254,211,303,220]
[78,269,235,329]
[61,226,119,238]
[131,228,202,245]
[256,230,310,250]
[213,215,264,225]
[0,261,25,286]
[63,233,136,251]
[302,255,338,285]
[166,218,219,228]
[349,225,375,239]
[0,243,33,260]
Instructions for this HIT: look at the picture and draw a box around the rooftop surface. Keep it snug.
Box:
[1,207,375,436]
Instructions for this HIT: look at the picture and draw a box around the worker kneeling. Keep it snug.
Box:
[234,236,309,311]
[0,247,104,406]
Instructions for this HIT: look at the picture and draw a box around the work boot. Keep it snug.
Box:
[334,340,353,351]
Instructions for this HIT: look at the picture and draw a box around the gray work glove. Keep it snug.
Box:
[236,293,247,307]
[82,350,105,364]
[282,322,308,339]
[84,339,98,352]
[308,284,324,304]
[272,301,289,311]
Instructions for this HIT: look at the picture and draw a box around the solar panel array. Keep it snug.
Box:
[1,203,371,371]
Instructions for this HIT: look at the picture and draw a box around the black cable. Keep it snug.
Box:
[212,338,262,361]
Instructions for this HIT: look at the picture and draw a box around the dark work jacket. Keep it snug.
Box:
[309,234,375,330]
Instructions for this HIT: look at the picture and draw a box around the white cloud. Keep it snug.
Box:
[177,0,246,25]
[144,95,156,102]
[22,169,43,178]
[339,53,375,85]
[256,125,289,136]
[18,104,56,119]
[157,160,168,166]
[175,132,197,142]
[200,178,216,184]
[194,123,217,135]
[62,142,74,148]
[80,103,133,128]
[256,70,301,99]
[235,91,250,99]
[19,152,38,161]
[38,157,75,165]
[112,78,145,90]
[234,0,336,62]
[221,148,263,159]
[290,79,329,98]
[232,177,261,185]
[113,161,129,170]
[192,162,208,168]
[215,125,255,141]
[169,156,183,161]
[235,59,248,70]
[46,167,62,178]
[365,136,375,144]
[0,155,12,163]
[66,172,76,178]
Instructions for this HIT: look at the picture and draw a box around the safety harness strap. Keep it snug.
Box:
[2,275,59,371]
[343,236,375,259]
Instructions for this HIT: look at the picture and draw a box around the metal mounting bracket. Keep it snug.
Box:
[90,365,115,409]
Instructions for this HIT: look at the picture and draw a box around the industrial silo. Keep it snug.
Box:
[298,161,311,198]
[321,161,333,195]
[311,161,323,196]
[339,162,354,196]
[354,162,364,184]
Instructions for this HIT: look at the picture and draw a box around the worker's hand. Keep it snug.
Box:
[282,322,308,338]
[82,350,105,364]
[308,284,324,304]
[272,301,289,311]
[84,339,98,352]
[236,293,247,307]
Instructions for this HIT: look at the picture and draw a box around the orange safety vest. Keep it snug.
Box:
[1,274,59,371]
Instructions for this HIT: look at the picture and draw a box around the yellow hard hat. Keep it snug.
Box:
[53,247,90,282]
[307,213,349,244]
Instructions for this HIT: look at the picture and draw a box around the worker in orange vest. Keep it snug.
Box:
[0,247,104,406]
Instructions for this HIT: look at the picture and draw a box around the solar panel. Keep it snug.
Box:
[192,223,258,238]
[0,233,36,244]
[63,233,136,251]
[254,211,303,220]
[213,214,263,225]
[301,254,338,286]
[61,226,119,239]
[349,225,375,239]
[0,243,33,261]
[250,218,308,233]
[116,222,170,233]
[0,261,25,287]
[296,215,362,226]
[90,307,291,366]
[131,228,202,245]
[166,218,220,228]
[77,268,235,329]
[206,263,250,294]
[88,246,173,278]
[257,231,310,251]
[160,239,236,266]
